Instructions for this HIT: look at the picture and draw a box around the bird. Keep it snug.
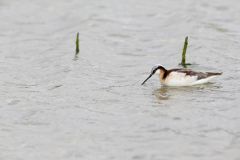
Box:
[141,65,222,86]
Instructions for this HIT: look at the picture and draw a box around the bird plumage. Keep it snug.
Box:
[142,65,222,86]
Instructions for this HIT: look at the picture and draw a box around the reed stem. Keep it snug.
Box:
[181,36,188,65]
[75,32,80,55]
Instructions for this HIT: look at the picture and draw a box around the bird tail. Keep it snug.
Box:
[206,72,222,77]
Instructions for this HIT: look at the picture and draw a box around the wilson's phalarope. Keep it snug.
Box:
[141,65,222,86]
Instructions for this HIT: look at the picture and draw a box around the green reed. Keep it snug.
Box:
[180,36,191,67]
[75,32,80,55]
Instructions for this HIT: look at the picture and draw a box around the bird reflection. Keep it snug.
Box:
[153,83,221,102]
[153,87,170,101]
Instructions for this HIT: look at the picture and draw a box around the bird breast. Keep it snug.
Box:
[162,72,198,86]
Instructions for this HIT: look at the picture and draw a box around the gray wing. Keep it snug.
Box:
[168,69,222,80]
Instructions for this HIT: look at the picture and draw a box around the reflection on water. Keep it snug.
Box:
[153,86,170,101]
[153,83,221,102]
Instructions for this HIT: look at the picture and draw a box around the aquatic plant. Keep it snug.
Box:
[180,36,191,67]
[75,32,80,55]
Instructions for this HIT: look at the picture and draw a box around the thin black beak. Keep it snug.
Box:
[141,72,154,85]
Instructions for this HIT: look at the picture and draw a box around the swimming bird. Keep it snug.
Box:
[141,65,222,86]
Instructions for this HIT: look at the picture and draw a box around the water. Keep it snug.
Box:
[0,0,240,159]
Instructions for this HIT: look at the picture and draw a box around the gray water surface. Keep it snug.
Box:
[0,0,240,159]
